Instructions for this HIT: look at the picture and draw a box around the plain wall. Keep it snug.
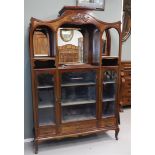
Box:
[24,0,130,139]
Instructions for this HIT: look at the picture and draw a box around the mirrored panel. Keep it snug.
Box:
[102,30,111,56]
[109,28,119,57]
[102,70,117,117]
[102,31,107,55]
[33,26,54,57]
[102,28,119,57]
[92,29,100,64]
[58,28,84,64]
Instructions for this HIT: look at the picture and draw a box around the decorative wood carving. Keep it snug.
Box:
[71,13,90,22]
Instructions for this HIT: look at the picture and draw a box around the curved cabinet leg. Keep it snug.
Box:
[115,128,119,140]
[34,140,38,154]
[118,113,120,125]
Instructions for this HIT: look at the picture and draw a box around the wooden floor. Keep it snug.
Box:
[24,108,131,155]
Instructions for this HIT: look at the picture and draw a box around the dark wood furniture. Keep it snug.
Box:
[29,6,122,154]
[120,61,131,106]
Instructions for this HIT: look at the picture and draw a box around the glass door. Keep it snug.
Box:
[60,70,97,123]
[102,70,117,117]
[36,71,56,126]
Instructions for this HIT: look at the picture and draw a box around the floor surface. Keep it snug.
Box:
[24,108,131,155]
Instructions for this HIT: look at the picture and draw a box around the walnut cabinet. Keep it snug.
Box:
[29,6,122,154]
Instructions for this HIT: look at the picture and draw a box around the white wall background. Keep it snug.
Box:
[24,0,130,139]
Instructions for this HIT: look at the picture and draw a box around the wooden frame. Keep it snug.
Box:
[29,6,122,154]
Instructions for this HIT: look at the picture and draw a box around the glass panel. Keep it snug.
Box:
[37,72,54,87]
[102,70,117,117]
[103,101,115,117]
[38,108,55,126]
[103,70,117,82]
[61,71,96,122]
[103,83,116,100]
[62,85,96,104]
[38,89,54,108]
[36,72,55,125]
[62,104,96,122]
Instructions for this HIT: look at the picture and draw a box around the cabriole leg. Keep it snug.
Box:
[34,140,38,154]
[115,128,119,140]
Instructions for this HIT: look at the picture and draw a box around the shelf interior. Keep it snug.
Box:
[62,103,96,122]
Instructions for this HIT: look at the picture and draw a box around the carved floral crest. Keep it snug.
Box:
[71,13,90,22]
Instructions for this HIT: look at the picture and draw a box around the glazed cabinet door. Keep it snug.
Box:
[60,70,98,123]
[35,70,56,126]
[102,69,118,118]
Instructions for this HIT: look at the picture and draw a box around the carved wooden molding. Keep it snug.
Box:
[71,13,90,22]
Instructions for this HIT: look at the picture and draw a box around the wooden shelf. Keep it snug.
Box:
[62,99,96,106]
[37,85,54,89]
[34,68,56,71]
[58,64,99,70]
[38,103,54,109]
[102,98,115,102]
[102,56,118,59]
[61,82,96,87]
[103,81,115,84]
[39,120,55,126]
[33,57,55,60]
[102,114,115,118]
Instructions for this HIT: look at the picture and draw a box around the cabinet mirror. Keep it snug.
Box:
[58,28,84,64]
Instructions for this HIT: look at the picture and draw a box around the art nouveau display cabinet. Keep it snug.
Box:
[29,6,122,154]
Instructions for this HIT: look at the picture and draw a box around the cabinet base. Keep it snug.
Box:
[34,127,119,154]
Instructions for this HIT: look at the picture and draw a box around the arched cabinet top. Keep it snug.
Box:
[30,6,121,32]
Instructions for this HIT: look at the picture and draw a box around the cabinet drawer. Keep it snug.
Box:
[99,117,116,128]
[61,120,97,134]
[38,126,56,137]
